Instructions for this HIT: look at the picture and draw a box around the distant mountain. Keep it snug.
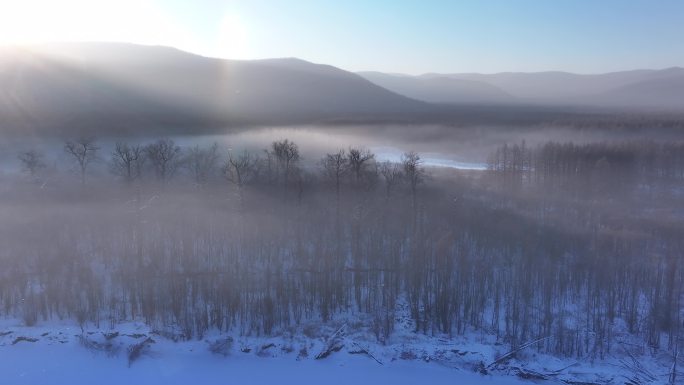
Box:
[359,68,684,109]
[357,71,514,104]
[420,68,684,108]
[1,42,681,137]
[594,69,684,108]
[0,43,426,136]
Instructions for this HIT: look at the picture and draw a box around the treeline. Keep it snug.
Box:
[0,137,682,361]
[487,140,684,193]
[13,137,413,194]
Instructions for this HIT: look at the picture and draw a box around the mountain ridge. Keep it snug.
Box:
[360,67,684,108]
[0,42,427,136]
[0,42,682,137]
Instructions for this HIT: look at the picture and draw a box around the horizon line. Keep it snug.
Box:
[2,40,682,77]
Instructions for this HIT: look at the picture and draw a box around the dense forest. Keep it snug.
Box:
[0,137,682,361]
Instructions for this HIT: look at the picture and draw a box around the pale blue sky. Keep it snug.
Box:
[1,0,682,74]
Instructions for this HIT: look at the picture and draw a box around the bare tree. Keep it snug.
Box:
[223,150,257,224]
[18,150,46,177]
[347,147,374,183]
[402,151,424,213]
[321,149,349,201]
[223,151,256,190]
[65,137,99,186]
[186,143,220,186]
[145,139,181,182]
[270,139,300,186]
[110,142,144,184]
[379,161,402,199]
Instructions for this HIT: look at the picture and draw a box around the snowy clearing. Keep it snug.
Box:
[0,318,672,385]
[1,342,526,385]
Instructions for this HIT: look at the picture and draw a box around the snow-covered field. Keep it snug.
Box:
[1,315,673,385]
[1,317,522,385]
[1,337,526,385]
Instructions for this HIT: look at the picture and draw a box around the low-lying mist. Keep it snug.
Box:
[1,117,683,372]
[3,122,682,174]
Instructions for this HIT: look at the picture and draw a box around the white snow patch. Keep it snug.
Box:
[372,146,487,170]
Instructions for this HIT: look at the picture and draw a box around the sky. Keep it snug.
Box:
[0,0,682,74]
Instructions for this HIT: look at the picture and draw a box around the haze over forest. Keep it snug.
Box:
[1,2,683,385]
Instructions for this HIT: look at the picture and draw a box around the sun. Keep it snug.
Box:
[213,13,251,60]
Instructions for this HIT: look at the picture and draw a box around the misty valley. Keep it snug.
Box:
[0,32,683,385]
[2,123,684,384]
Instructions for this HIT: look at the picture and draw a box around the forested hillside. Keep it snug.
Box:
[1,138,682,366]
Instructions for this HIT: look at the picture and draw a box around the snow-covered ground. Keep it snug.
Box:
[0,318,523,385]
[1,314,674,385]
[0,337,526,385]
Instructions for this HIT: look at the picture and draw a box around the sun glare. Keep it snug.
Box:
[214,13,250,59]
[0,0,128,45]
[0,0,251,60]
